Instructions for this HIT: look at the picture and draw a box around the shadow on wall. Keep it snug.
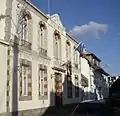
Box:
[12,36,19,116]
[42,73,99,116]
[93,70,109,99]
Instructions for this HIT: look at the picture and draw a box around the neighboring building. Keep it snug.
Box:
[86,52,109,100]
[0,0,110,115]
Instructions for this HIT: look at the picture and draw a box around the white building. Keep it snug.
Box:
[86,52,109,100]
[0,0,109,115]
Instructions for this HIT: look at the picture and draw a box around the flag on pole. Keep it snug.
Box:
[75,42,87,58]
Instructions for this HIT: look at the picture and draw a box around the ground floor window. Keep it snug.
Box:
[19,59,32,101]
[75,75,79,98]
[38,64,48,99]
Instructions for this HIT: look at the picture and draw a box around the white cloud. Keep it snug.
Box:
[69,21,108,39]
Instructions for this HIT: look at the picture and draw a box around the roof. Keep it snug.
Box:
[95,68,109,76]
[66,33,79,44]
[25,1,80,45]
[26,0,48,19]
[86,52,101,62]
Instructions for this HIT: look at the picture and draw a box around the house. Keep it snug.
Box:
[0,0,110,115]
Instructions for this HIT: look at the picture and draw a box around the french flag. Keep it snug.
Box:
[75,42,87,58]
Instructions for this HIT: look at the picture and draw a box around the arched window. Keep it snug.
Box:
[38,21,47,49]
[66,40,71,61]
[53,30,61,59]
[73,46,78,68]
[21,10,32,41]
[38,21,47,56]
[18,9,33,49]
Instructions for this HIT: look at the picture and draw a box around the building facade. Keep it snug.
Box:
[0,0,109,115]
[86,53,109,100]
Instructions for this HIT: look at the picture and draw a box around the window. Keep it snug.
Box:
[54,35,59,58]
[20,10,32,41]
[75,75,79,98]
[17,10,33,50]
[21,15,28,40]
[21,65,29,96]
[19,59,32,101]
[38,64,48,99]
[53,30,61,59]
[66,41,71,60]
[39,69,44,96]
[67,75,72,98]
[74,49,78,68]
[39,21,47,50]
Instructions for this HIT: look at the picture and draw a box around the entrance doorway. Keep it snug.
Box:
[54,73,62,107]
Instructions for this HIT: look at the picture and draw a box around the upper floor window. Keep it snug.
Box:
[53,30,61,59]
[38,21,47,56]
[74,47,78,68]
[66,41,71,61]
[38,21,47,49]
[18,9,33,50]
[20,10,32,41]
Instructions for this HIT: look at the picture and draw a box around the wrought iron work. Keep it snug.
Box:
[74,63,78,69]
[39,48,47,56]
[21,39,32,50]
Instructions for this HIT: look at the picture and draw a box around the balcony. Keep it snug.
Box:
[52,57,66,72]
[39,48,47,56]
[21,39,32,50]
[74,63,78,69]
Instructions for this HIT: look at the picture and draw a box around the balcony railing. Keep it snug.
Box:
[74,63,78,69]
[39,48,47,56]
[53,57,62,66]
[21,39,32,50]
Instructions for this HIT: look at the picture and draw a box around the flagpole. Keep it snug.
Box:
[48,0,50,15]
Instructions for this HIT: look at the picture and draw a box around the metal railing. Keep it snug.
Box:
[21,39,32,50]
[39,48,47,56]
[53,57,62,66]
[74,63,78,69]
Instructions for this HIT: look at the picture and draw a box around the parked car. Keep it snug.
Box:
[71,99,110,116]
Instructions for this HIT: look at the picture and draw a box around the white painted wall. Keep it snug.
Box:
[81,58,90,91]
[0,44,8,114]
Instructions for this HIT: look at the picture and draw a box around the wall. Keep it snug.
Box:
[6,0,95,113]
[81,57,90,91]
[0,44,8,114]
[0,0,6,40]
[8,0,52,112]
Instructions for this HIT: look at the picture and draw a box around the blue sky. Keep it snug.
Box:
[32,0,120,76]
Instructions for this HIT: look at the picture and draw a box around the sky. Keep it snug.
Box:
[32,0,120,76]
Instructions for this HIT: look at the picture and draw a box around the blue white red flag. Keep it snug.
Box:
[75,42,87,58]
